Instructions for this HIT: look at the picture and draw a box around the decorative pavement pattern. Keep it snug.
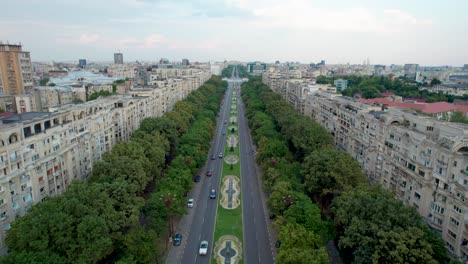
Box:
[227,135,239,148]
[214,235,243,264]
[220,176,240,210]
[224,155,239,164]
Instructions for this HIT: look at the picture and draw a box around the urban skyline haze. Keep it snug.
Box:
[1,0,467,66]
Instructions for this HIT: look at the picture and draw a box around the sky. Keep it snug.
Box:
[1,0,467,66]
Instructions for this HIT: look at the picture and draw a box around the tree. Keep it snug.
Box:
[39,77,49,86]
[430,78,442,86]
[449,111,468,124]
[302,147,367,210]
[276,223,328,264]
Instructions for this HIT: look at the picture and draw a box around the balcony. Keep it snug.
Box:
[9,155,21,163]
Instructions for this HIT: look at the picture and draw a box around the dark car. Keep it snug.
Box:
[224,120,227,124]
[173,234,182,246]
[206,170,212,177]
[222,130,226,135]
[211,154,216,160]
[193,175,201,182]
[209,189,216,199]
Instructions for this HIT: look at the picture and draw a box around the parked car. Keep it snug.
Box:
[193,175,201,182]
[173,234,182,246]
[218,152,223,158]
[206,170,213,177]
[187,198,194,208]
[199,240,208,255]
[210,189,216,199]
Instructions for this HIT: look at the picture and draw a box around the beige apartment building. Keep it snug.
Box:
[263,70,468,261]
[0,71,210,251]
[0,44,33,95]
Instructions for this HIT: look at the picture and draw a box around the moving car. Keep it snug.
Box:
[210,189,216,199]
[187,198,194,208]
[206,169,213,177]
[211,154,216,160]
[218,152,223,158]
[173,234,182,246]
[199,240,208,255]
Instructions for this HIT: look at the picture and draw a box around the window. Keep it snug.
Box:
[407,163,416,171]
[0,212,7,220]
[0,199,4,205]
[427,126,434,131]
[448,229,457,239]
[40,187,44,193]
[419,170,425,177]
[453,161,458,167]
[38,176,43,183]
[414,193,421,200]
[450,217,460,226]
[22,193,32,203]
[431,203,445,214]
[453,205,462,214]
[21,184,27,191]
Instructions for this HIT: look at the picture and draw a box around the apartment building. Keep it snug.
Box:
[263,67,468,260]
[0,44,33,95]
[302,90,468,260]
[0,71,211,251]
[36,86,74,111]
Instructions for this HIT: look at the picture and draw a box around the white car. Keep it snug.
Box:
[187,198,194,208]
[199,240,208,255]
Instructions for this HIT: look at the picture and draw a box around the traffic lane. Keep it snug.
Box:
[181,88,230,263]
[238,92,274,264]
[239,109,258,264]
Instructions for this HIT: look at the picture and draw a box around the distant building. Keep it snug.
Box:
[0,43,34,95]
[159,58,170,64]
[449,75,468,84]
[404,64,419,79]
[374,65,386,75]
[463,64,468,71]
[113,53,123,64]
[247,62,267,74]
[334,79,348,91]
[78,59,87,69]
[0,95,15,112]
[182,58,190,66]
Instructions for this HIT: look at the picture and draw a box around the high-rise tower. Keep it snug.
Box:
[0,43,33,95]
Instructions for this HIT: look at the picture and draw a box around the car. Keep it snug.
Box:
[210,189,216,199]
[206,170,212,177]
[218,152,223,158]
[222,131,226,135]
[199,240,208,255]
[193,175,201,182]
[187,198,194,208]
[211,154,216,160]
[224,120,227,124]
[173,234,182,246]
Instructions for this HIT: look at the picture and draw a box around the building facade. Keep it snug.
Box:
[0,70,211,251]
[265,74,468,260]
[114,53,123,64]
[0,44,33,95]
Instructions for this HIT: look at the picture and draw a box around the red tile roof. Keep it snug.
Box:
[358,98,468,114]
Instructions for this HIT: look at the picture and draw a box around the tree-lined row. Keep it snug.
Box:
[221,65,248,78]
[241,76,450,264]
[2,76,227,263]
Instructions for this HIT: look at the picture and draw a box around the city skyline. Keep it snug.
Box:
[1,0,467,66]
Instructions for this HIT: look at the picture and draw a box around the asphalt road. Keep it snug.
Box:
[168,66,273,264]
[237,81,275,264]
[178,80,233,264]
